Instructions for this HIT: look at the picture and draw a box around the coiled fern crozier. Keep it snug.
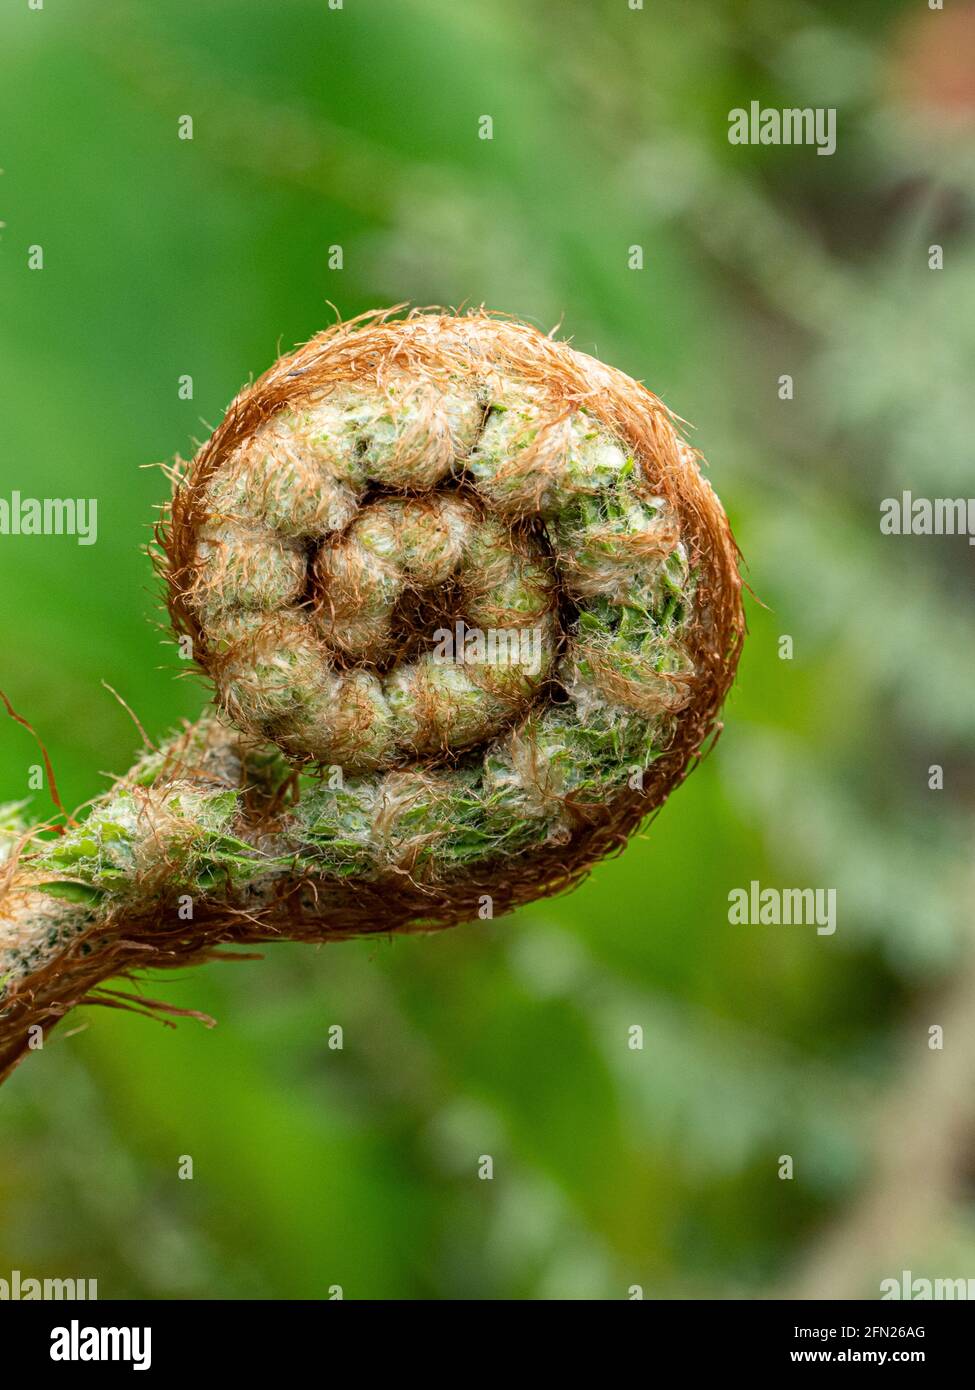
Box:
[0,308,744,1081]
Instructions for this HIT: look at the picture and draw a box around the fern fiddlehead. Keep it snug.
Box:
[0,308,743,1081]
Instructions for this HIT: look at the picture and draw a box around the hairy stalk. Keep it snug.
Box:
[0,307,743,1081]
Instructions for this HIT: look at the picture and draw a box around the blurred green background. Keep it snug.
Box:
[2,0,974,1300]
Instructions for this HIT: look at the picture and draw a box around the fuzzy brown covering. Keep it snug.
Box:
[0,308,743,1082]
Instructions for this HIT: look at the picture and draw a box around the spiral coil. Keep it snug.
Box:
[0,308,743,1073]
[163,309,737,885]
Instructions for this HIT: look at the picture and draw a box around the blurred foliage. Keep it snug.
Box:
[1,0,973,1299]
